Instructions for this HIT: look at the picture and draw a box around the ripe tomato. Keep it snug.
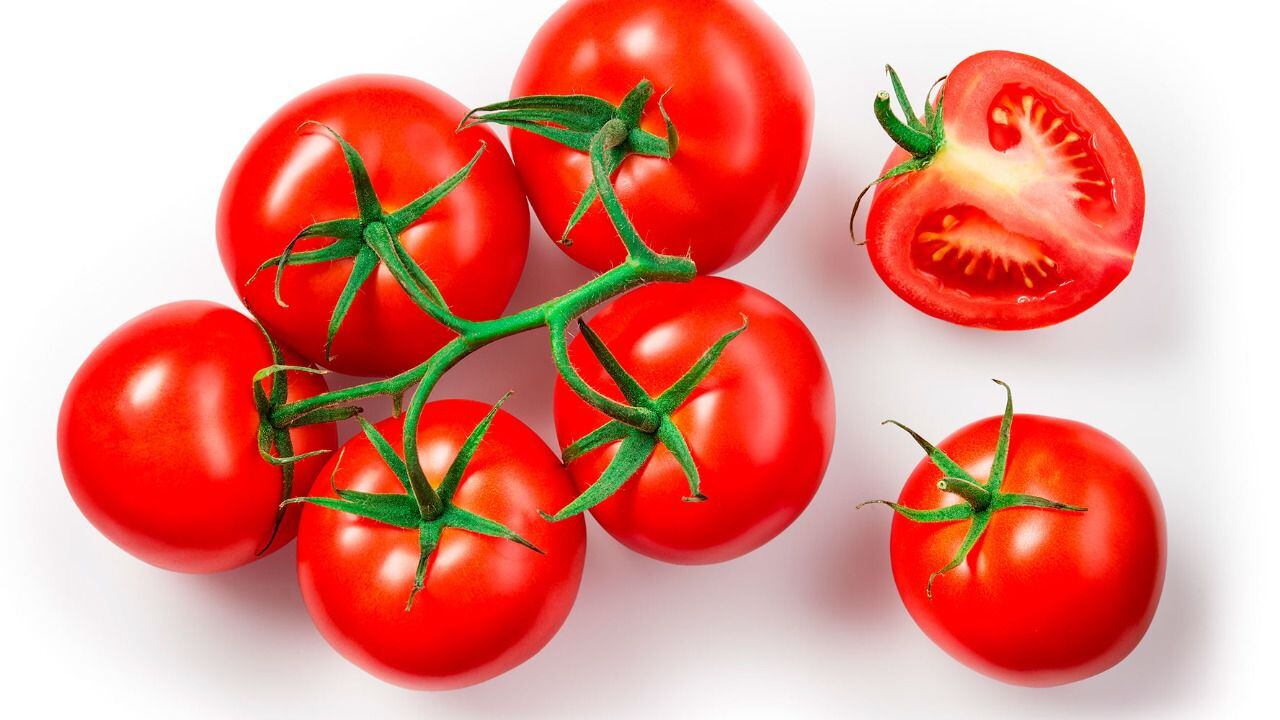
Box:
[58,301,336,573]
[296,401,586,690]
[510,0,813,274]
[885,410,1165,686]
[217,75,529,377]
[553,277,834,563]
[865,51,1144,329]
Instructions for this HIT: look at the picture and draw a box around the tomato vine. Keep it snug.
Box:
[256,80,745,579]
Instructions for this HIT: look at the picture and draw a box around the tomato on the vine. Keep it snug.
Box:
[218,75,529,377]
[861,51,1144,329]
[553,277,834,563]
[296,401,586,690]
[868,383,1165,686]
[58,301,336,573]
[509,0,813,274]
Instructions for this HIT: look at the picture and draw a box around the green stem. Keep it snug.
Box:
[271,253,693,428]
[937,476,991,512]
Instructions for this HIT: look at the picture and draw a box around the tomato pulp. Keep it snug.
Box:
[866,51,1144,329]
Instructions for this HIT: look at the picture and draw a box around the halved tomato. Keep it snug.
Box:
[863,51,1144,329]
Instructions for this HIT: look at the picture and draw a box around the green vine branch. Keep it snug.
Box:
[253,79,745,598]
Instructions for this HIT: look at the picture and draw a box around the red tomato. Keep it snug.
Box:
[58,301,336,573]
[217,75,529,377]
[296,401,586,690]
[553,277,834,563]
[510,0,813,274]
[866,51,1144,329]
[888,414,1165,686]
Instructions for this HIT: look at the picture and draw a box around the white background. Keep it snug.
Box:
[3,1,1273,717]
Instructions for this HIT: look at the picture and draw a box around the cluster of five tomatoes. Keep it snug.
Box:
[56,0,1163,693]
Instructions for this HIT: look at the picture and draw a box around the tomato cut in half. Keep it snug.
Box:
[863,51,1144,329]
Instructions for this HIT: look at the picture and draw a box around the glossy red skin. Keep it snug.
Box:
[867,51,1145,329]
[217,75,529,377]
[58,301,336,573]
[511,0,813,274]
[297,402,586,690]
[553,277,834,563]
[890,414,1165,686]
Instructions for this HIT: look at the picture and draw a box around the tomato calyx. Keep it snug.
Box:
[859,380,1087,598]
[286,393,541,609]
[544,316,749,521]
[849,65,949,244]
[245,122,485,361]
[248,328,344,553]
[460,79,678,249]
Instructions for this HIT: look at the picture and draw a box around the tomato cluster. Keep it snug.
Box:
[56,0,1163,697]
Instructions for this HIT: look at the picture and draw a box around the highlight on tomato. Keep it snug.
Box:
[861,381,1165,686]
[464,0,813,275]
[294,399,586,690]
[551,276,835,564]
[218,75,530,378]
[58,301,337,573]
[852,52,1145,329]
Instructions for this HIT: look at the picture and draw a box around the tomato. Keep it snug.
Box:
[217,75,529,377]
[553,277,834,563]
[509,0,813,274]
[296,401,586,690]
[58,301,336,573]
[864,51,1144,329]
[876,389,1165,686]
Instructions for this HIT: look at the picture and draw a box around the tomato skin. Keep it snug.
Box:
[866,51,1145,330]
[510,0,813,274]
[217,75,529,377]
[296,402,586,690]
[553,277,834,563]
[58,301,336,573]
[889,414,1165,686]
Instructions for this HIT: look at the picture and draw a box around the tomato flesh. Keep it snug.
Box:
[867,51,1144,329]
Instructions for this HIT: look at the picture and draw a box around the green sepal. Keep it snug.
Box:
[656,416,704,502]
[357,417,411,493]
[886,65,924,132]
[245,124,473,352]
[992,493,1087,513]
[325,245,379,361]
[545,430,657,522]
[437,393,510,503]
[927,510,992,599]
[300,121,383,222]
[384,143,486,235]
[442,504,542,555]
[849,66,948,244]
[987,379,1014,493]
[287,492,421,530]
[577,320,652,407]
[881,419,979,486]
[855,499,973,523]
[654,318,748,413]
[461,80,677,247]
[864,382,1090,599]
[561,420,631,464]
